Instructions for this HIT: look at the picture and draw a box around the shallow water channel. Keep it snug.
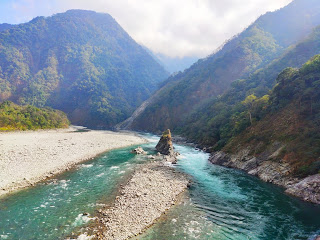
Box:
[0,134,320,240]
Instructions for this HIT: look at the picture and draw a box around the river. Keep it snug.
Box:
[0,134,319,240]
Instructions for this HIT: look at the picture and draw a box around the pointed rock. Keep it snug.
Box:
[156,129,174,156]
[156,129,180,164]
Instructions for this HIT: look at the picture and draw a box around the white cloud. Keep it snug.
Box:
[1,0,293,57]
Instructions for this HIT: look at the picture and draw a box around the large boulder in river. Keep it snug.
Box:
[156,129,174,156]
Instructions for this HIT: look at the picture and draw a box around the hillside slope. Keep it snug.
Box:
[226,55,320,177]
[0,10,168,127]
[128,0,320,132]
[0,23,13,32]
[0,101,69,130]
[177,25,320,149]
[210,55,320,204]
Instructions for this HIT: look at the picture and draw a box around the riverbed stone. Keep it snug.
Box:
[131,147,147,155]
[92,161,189,240]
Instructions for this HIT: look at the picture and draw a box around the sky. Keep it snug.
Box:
[0,0,293,58]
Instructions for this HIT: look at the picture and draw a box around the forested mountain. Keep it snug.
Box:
[128,0,320,133]
[224,55,320,177]
[0,10,168,127]
[176,25,320,149]
[0,23,13,32]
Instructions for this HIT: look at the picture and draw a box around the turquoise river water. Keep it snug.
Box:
[0,134,320,240]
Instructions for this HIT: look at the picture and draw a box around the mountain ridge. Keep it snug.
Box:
[0,9,169,127]
[127,0,320,133]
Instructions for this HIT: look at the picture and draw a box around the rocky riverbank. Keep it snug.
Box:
[209,149,320,204]
[88,159,189,240]
[76,131,189,240]
[0,127,147,197]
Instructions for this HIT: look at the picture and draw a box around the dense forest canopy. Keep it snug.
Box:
[0,101,69,130]
[0,10,168,128]
[0,23,13,32]
[224,55,320,177]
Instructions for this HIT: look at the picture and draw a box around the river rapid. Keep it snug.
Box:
[0,134,319,240]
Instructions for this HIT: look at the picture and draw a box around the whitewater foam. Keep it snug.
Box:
[59,180,69,189]
[71,214,94,227]
[77,233,93,240]
[81,164,94,168]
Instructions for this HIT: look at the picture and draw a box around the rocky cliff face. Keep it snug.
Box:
[209,147,320,204]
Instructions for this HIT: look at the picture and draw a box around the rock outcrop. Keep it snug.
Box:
[286,174,320,204]
[156,129,174,155]
[209,149,296,187]
[156,129,179,164]
[131,147,147,155]
[209,148,320,205]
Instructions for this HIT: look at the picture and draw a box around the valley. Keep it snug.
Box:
[0,0,320,239]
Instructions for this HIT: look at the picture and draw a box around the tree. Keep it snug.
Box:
[242,94,257,124]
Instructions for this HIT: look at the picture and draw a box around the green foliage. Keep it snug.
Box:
[0,10,168,127]
[0,101,70,130]
[242,94,258,106]
[162,129,171,138]
[269,55,320,116]
[224,54,320,177]
[242,94,270,124]
[0,24,13,33]
[242,94,257,124]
